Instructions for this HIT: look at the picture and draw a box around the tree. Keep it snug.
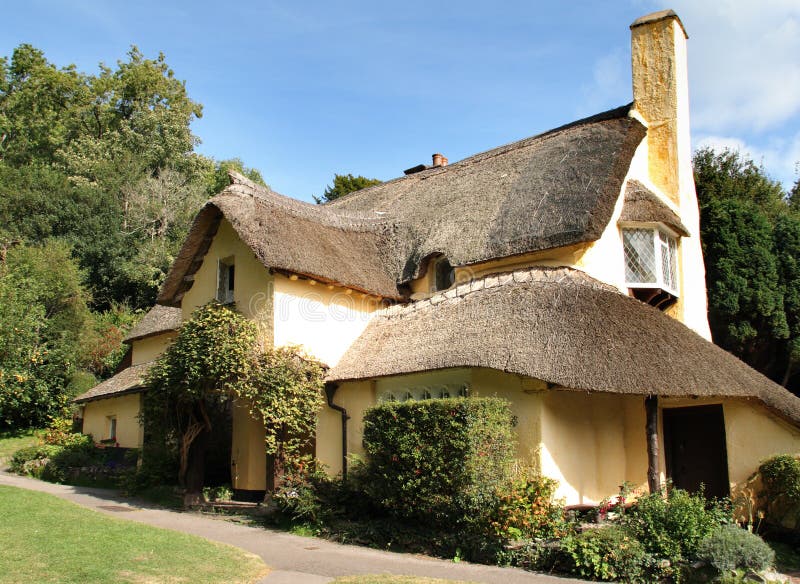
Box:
[693,148,800,394]
[314,173,381,203]
[203,157,267,195]
[0,241,94,428]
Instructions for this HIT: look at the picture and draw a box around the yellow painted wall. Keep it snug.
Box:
[81,393,143,448]
[539,391,647,504]
[273,274,381,367]
[130,332,177,365]
[181,219,274,344]
[317,380,375,476]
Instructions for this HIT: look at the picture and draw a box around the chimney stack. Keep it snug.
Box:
[630,9,690,206]
[432,153,448,167]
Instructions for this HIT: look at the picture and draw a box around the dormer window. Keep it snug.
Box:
[216,258,235,304]
[622,226,679,308]
[432,256,455,292]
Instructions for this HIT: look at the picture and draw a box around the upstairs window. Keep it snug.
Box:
[622,227,679,307]
[216,258,235,304]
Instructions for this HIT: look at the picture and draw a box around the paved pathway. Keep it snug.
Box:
[0,472,583,584]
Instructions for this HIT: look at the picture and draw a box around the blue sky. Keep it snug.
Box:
[3,1,799,202]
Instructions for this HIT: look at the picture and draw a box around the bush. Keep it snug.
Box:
[621,488,730,568]
[759,454,800,505]
[272,457,331,524]
[696,525,775,574]
[487,471,569,541]
[562,525,649,582]
[361,397,515,527]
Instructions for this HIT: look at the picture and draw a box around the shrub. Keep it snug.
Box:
[622,488,730,570]
[562,525,649,582]
[759,454,800,505]
[272,457,331,525]
[696,525,775,574]
[361,397,515,527]
[488,471,569,541]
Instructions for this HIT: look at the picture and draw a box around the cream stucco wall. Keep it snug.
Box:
[130,332,177,366]
[82,393,143,448]
[181,219,274,343]
[273,274,381,367]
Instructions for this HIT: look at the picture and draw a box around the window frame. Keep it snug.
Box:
[620,223,680,297]
[216,257,235,304]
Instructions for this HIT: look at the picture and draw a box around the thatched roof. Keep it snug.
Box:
[328,267,800,427]
[158,105,646,303]
[158,175,402,303]
[124,305,182,343]
[73,363,152,404]
[327,104,646,284]
[619,180,689,236]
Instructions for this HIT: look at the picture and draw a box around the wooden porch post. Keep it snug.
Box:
[645,395,661,493]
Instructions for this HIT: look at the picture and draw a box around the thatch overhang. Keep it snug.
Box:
[73,363,152,404]
[328,267,800,427]
[326,105,647,284]
[124,305,182,343]
[157,174,404,304]
[619,180,690,236]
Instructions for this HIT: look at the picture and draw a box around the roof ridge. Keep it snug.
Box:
[325,103,634,207]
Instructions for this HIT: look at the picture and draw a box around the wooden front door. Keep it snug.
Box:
[663,405,730,499]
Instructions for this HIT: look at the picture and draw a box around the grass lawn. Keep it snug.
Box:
[333,578,477,584]
[0,428,42,463]
[0,485,268,584]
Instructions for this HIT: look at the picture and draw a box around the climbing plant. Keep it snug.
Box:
[142,302,324,497]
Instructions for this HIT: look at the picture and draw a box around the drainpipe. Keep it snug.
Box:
[324,383,349,481]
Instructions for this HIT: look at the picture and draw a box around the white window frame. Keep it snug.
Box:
[621,223,680,297]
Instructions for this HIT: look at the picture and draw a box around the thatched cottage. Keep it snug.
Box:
[76,10,800,504]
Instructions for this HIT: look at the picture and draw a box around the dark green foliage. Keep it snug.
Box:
[694,148,800,393]
[759,454,800,505]
[562,525,649,582]
[314,173,381,203]
[621,488,731,569]
[272,457,331,524]
[695,525,775,574]
[361,397,515,527]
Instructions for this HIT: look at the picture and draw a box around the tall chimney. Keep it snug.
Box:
[630,10,690,206]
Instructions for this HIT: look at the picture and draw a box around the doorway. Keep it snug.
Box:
[662,405,730,499]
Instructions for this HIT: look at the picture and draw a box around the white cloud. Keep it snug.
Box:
[695,132,800,189]
[580,49,628,115]
[661,0,800,134]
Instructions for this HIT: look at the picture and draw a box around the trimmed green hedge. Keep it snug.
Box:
[361,397,515,527]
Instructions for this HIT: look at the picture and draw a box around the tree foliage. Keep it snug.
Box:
[314,173,381,203]
[694,148,800,393]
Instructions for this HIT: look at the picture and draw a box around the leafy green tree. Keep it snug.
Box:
[314,173,381,203]
[203,157,267,195]
[694,148,799,393]
[0,241,94,428]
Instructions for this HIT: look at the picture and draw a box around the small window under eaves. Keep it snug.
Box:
[216,258,235,304]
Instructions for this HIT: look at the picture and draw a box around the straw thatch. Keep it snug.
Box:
[158,174,402,303]
[327,104,646,284]
[619,180,689,236]
[124,305,182,343]
[73,363,152,404]
[328,267,800,427]
[158,105,645,303]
